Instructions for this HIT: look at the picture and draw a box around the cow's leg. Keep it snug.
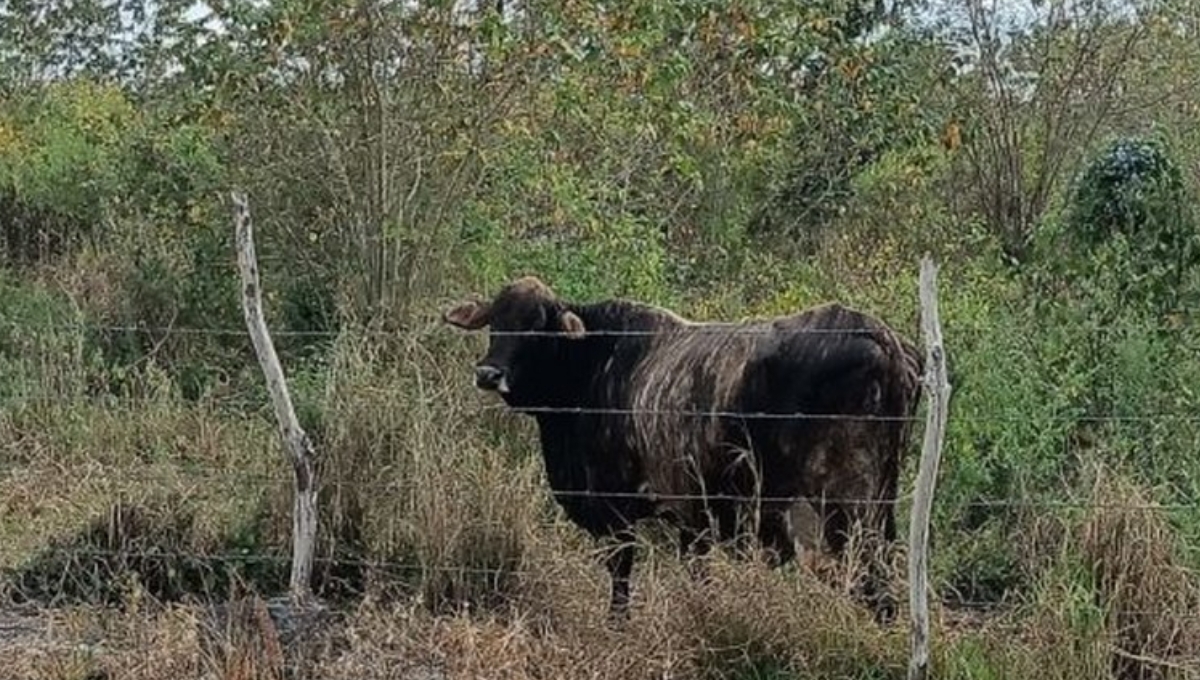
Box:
[712,500,751,559]
[605,530,637,622]
[823,499,895,625]
[857,469,901,625]
[679,524,713,560]
[679,524,713,581]
[695,499,740,558]
[864,524,896,625]
[871,497,900,625]
[756,506,797,568]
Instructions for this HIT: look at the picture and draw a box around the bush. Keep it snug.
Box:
[0,81,137,264]
[0,273,100,406]
[1063,134,1199,311]
[1070,136,1189,244]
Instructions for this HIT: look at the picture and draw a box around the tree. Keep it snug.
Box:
[941,0,1151,260]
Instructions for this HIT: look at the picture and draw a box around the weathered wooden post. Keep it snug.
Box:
[232,191,318,603]
[908,254,950,680]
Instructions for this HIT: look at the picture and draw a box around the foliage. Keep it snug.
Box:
[2,1,1200,676]
[1070,136,1189,245]
[943,0,1153,260]
[749,29,952,253]
[0,81,135,263]
[463,0,814,299]
[1063,134,1199,311]
[0,80,274,400]
[0,271,94,405]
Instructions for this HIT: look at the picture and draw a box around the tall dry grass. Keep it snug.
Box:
[305,328,546,609]
[1080,466,1200,680]
[3,323,1200,679]
[6,537,1191,680]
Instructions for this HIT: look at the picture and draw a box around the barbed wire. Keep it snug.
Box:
[499,404,1200,424]
[942,599,1200,620]
[3,463,1200,512]
[3,318,1200,338]
[3,546,1200,623]
[0,464,914,506]
[5,393,1200,426]
[498,405,920,422]
[10,547,524,576]
[9,319,930,338]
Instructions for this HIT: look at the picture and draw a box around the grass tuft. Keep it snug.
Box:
[1080,465,1200,679]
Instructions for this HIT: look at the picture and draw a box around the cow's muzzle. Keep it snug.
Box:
[474,365,510,394]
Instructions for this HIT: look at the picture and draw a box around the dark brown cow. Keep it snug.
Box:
[443,276,923,623]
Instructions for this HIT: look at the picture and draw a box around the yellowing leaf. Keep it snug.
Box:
[0,120,20,152]
[839,58,864,80]
[614,42,642,59]
[942,119,962,152]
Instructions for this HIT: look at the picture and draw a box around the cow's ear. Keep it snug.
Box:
[560,310,586,339]
[443,299,491,330]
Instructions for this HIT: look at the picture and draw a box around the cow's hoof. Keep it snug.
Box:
[872,596,897,627]
[606,607,631,630]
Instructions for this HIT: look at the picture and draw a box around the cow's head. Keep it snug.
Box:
[442,276,586,401]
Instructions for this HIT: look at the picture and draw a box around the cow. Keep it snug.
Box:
[442,276,924,623]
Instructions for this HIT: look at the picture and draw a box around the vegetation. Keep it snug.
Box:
[1,0,1199,677]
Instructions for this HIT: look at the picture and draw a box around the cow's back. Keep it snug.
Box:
[625,324,761,502]
[539,299,920,537]
[738,303,923,506]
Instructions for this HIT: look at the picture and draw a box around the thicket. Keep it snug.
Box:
[2,0,1200,677]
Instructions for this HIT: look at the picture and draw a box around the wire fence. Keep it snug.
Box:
[3,546,1199,625]
[3,397,1200,511]
[5,391,1200,426]
[4,317,1200,337]
[2,313,1200,636]
[3,460,1200,512]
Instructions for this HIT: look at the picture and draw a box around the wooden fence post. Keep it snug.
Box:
[232,191,318,604]
[908,254,951,680]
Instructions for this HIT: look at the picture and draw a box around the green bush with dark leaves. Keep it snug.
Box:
[1065,135,1199,311]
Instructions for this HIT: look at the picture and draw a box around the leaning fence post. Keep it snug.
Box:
[232,191,318,604]
[908,254,950,680]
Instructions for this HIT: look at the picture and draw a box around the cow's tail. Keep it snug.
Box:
[893,335,925,460]
[875,330,925,540]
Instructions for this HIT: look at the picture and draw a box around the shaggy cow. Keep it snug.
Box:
[443,276,923,623]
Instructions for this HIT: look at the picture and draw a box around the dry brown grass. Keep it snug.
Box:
[4,325,1200,680]
[0,602,203,679]
[0,545,904,680]
[0,515,1197,680]
[1080,466,1200,680]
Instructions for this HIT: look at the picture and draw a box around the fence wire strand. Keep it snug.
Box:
[3,463,1200,511]
[4,546,1200,623]
[5,393,1200,425]
[4,318,1200,338]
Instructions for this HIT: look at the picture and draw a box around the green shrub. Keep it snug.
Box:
[1063,134,1199,311]
[0,273,96,405]
[0,81,137,263]
[1070,136,1189,244]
